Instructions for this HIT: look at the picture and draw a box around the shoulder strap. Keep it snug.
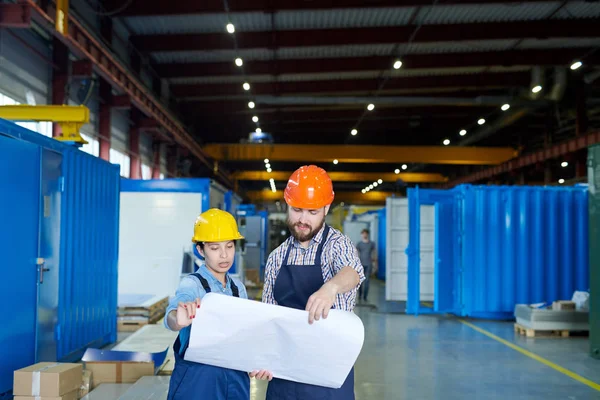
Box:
[230,278,240,298]
[190,273,211,293]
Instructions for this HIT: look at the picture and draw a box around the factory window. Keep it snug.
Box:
[0,92,53,137]
[110,148,131,178]
[141,163,152,179]
[79,133,99,157]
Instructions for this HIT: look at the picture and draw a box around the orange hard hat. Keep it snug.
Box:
[284,165,335,209]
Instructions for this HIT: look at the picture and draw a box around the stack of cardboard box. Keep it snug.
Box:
[13,363,83,400]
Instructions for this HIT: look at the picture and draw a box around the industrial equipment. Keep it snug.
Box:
[0,105,90,144]
[236,204,268,287]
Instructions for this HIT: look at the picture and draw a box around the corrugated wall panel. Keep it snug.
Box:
[459,185,588,319]
[58,148,120,361]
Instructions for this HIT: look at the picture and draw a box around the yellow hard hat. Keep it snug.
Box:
[192,208,244,243]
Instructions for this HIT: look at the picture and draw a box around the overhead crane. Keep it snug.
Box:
[0,105,89,144]
[246,190,392,205]
[233,171,448,183]
[203,144,518,165]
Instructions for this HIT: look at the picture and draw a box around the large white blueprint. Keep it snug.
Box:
[183,293,365,388]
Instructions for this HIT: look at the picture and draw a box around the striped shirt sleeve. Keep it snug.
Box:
[262,251,279,305]
[331,234,366,285]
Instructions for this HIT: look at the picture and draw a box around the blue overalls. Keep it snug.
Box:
[266,224,356,400]
[167,273,250,400]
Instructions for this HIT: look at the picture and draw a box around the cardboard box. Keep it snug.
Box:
[79,370,92,398]
[84,362,154,389]
[553,300,576,311]
[14,389,78,400]
[13,363,82,398]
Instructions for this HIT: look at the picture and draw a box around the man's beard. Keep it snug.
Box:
[287,215,325,243]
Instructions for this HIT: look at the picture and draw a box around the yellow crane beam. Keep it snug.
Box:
[233,170,448,183]
[203,144,518,165]
[246,190,393,205]
[0,105,89,144]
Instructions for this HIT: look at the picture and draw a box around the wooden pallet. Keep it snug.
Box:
[118,318,149,332]
[514,323,577,338]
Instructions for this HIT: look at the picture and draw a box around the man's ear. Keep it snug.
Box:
[324,205,330,215]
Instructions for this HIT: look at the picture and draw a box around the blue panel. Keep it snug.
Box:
[0,134,40,394]
[37,148,63,362]
[406,183,589,320]
[377,208,386,281]
[406,188,421,315]
[120,178,210,194]
[58,149,120,361]
[434,201,455,313]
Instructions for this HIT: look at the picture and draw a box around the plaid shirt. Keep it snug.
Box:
[262,224,365,311]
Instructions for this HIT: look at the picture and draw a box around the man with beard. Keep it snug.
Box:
[257,164,365,400]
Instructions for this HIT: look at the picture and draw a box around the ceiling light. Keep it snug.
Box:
[362,189,366,194]
[264,158,269,163]
[558,179,565,184]
[243,82,250,91]
[226,23,235,33]
[478,118,486,125]
[369,184,374,189]
[561,161,569,167]
[252,116,259,123]
[460,129,467,136]
[235,58,243,67]
[394,169,400,174]
[373,182,378,187]
[265,163,271,169]
[443,139,450,146]
[377,179,383,184]
[269,178,274,182]
[501,104,510,111]
[351,129,358,136]
[367,103,375,111]
[402,164,407,170]
[267,167,272,173]
[393,60,402,69]
[333,159,339,165]
[255,128,262,133]
[532,85,542,93]
[570,61,582,70]
[248,101,255,109]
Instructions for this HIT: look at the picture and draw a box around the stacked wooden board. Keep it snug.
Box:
[118,294,170,332]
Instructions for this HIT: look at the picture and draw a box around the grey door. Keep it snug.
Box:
[36,148,62,361]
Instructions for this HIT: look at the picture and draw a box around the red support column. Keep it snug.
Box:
[152,143,161,179]
[129,107,142,179]
[99,79,112,161]
[52,37,69,138]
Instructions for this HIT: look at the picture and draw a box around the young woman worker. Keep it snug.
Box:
[164,208,272,399]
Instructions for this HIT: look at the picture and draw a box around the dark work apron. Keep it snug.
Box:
[266,224,355,400]
[167,273,250,400]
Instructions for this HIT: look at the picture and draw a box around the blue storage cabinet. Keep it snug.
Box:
[0,119,119,395]
[376,207,386,281]
[406,184,589,319]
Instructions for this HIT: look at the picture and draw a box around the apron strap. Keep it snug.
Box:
[314,224,330,268]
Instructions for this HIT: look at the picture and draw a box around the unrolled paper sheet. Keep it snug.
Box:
[183,293,365,389]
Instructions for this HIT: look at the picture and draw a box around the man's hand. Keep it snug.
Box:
[249,370,274,381]
[176,298,202,328]
[305,283,338,324]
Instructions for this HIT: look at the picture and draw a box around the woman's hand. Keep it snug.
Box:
[249,370,274,381]
[176,298,201,328]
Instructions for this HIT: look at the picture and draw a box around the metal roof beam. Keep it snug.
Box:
[156,48,599,78]
[115,0,568,17]
[132,20,599,52]
[203,143,518,165]
[171,72,530,98]
[246,189,392,205]
[234,170,448,183]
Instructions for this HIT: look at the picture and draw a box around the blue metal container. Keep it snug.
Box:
[406,184,589,319]
[0,119,120,394]
[376,207,386,281]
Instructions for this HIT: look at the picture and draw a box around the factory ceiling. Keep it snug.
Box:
[102,0,600,204]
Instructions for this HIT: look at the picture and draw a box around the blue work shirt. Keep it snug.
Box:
[164,263,248,355]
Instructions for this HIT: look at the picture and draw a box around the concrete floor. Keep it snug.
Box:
[250,280,600,400]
